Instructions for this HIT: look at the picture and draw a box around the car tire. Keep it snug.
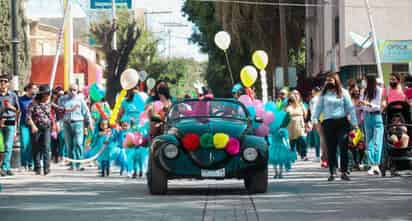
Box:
[147,153,168,195]
[244,167,268,194]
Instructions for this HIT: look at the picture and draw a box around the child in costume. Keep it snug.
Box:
[87,119,118,177]
[266,102,296,179]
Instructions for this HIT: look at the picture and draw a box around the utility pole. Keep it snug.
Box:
[364,0,383,80]
[10,0,19,89]
[112,0,117,50]
[279,0,289,86]
[160,22,188,59]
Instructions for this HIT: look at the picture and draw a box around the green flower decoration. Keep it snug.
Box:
[200,133,214,149]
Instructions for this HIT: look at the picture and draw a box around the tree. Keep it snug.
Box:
[90,11,141,105]
[183,0,306,98]
[0,0,30,86]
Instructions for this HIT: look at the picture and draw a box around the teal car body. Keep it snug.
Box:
[149,98,268,179]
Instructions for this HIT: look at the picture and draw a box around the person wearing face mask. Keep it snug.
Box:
[359,75,384,176]
[313,72,359,181]
[58,84,92,171]
[349,85,365,170]
[285,92,308,161]
[382,73,406,108]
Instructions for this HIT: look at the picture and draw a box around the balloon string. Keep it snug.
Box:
[224,51,234,85]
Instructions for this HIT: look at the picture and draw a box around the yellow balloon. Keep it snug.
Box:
[240,65,258,88]
[252,50,269,70]
[213,133,230,149]
[109,89,127,126]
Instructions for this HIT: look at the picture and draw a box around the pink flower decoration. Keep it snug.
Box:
[226,137,240,156]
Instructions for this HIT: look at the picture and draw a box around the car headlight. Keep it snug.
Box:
[243,148,258,162]
[163,144,179,159]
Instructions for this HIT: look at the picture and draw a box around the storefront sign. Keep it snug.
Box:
[90,0,132,9]
[379,40,412,63]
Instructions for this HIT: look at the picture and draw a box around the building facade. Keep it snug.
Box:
[306,0,412,84]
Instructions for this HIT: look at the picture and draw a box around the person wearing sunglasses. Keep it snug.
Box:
[58,83,92,171]
[0,73,20,176]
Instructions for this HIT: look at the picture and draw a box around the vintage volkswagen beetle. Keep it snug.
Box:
[147,99,268,194]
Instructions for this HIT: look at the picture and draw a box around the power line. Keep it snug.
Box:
[195,0,412,8]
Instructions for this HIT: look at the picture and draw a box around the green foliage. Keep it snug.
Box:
[90,10,141,105]
[182,0,306,98]
[289,38,306,72]
[0,0,30,85]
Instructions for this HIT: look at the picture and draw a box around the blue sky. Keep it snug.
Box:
[26,0,207,62]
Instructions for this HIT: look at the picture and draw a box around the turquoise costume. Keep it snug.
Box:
[86,129,119,176]
[265,102,296,171]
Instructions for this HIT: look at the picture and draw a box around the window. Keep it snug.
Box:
[393,64,409,74]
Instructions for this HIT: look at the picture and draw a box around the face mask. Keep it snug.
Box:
[351,92,360,98]
[390,82,398,88]
[325,83,335,90]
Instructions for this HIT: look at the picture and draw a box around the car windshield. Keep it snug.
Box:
[168,99,248,121]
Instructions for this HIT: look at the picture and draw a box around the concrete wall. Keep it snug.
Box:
[340,0,412,66]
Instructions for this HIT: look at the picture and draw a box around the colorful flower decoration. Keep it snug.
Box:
[213,133,230,149]
[200,133,214,149]
[225,137,240,156]
[123,133,136,148]
[182,133,200,151]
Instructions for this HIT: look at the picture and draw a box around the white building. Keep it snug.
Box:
[306,0,412,83]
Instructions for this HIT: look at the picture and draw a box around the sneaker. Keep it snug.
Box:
[278,173,283,179]
[5,170,14,176]
[77,167,85,171]
[44,168,50,176]
[327,175,335,181]
[367,168,375,175]
[321,160,328,168]
[0,170,6,177]
[341,173,351,181]
[68,167,74,171]
[132,172,137,179]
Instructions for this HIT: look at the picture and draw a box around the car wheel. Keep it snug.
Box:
[147,153,168,195]
[244,167,268,194]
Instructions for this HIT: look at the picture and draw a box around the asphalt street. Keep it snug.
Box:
[1,159,412,221]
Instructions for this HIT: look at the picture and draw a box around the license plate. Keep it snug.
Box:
[201,168,225,178]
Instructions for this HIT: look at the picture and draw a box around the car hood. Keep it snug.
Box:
[172,118,248,138]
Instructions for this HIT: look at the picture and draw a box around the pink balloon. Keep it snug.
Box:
[124,133,135,148]
[263,111,275,124]
[153,101,164,113]
[226,137,240,156]
[238,95,253,106]
[253,99,263,110]
[255,124,269,137]
[132,132,143,146]
[256,107,265,118]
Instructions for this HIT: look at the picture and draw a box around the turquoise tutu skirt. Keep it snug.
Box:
[268,128,297,171]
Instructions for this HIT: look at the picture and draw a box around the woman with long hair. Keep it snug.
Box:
[313,73,358,181]
[285,91,308,161]
[360,75,384,175]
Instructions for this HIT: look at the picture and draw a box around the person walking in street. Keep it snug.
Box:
[0,73,20,176]
[359,74,384,176]
[59,84,92,171]
[285,92,308,161]
[26,85,55,175]
[19,83,37,170]
[313,72,358,181]
[382,73,406,108]
[307,87,321,162]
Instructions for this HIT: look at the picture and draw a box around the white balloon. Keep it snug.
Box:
[120,68,139,90]
[139,70,148,81]
[146,78,156,90]
[214,31,231,50]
